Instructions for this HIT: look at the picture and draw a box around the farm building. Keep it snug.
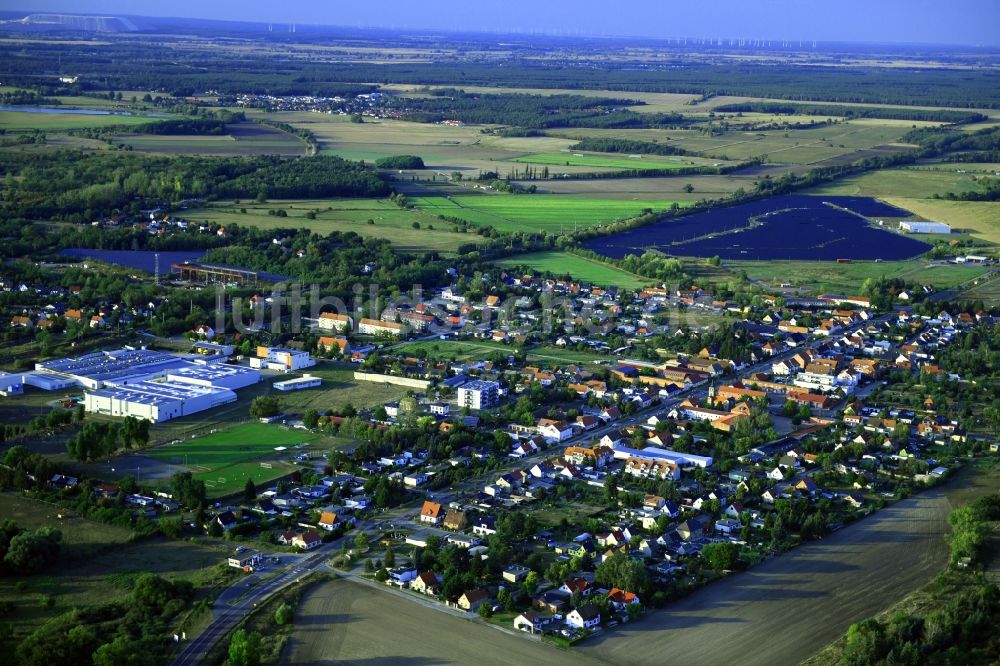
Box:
[273,374,321,391]
[84,380,237,423]
[900,221,951,234]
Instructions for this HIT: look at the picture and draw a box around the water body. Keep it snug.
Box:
[59,249,205,273]
[584,194,930,261]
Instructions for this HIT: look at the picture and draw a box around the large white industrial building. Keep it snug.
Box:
[900,221,951,234]
[84,381,237,423]
[23,347,264,423]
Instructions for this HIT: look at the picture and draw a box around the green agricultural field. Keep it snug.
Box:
[727,259,991,294]
[0,109,161,131]
[409,194,686,233]
[495,250,651,289]
[514,151,697,170]
[183,198,480,254]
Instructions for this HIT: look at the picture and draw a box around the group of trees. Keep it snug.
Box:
[14,573,194,666]
[0,520,62,575]
[65,417,149,462]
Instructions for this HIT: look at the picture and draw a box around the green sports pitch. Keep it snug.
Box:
[146,422,316,496]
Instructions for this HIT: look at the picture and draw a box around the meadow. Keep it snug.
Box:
[182,198,479,254]
[495,250,650,289]
[809,165,994,199]
[0,493,228,652]
[728,259,991,294]
[393,339,518,361]
[409,194,686,233]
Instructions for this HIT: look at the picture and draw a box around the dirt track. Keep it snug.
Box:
[285,465,995,666]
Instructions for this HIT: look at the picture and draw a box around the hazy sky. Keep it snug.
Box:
[4,0,1000,46]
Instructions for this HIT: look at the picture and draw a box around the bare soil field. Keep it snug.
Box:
[285,578,595,666]
[578,463,995,666]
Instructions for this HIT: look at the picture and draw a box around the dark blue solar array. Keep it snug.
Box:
[583,195,930,261]
[60,249,205,273]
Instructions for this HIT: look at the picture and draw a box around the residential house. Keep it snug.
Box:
[419,500,444,525]
[566,605,601,630]
[411,571,440,595]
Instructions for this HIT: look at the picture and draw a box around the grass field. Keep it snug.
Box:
[0,493,228,652]
[728,259,991,294]
[496,250,651,289]
[809,165,992,199]
[393,339,518,361]
[286,579,587,666]
[268,365,410,413]
[182,198,479,254]
[515,151,699,170]
[114,123,306,157]
[393,339,609,365]
[410,195,686,233]
[880,198,1000,247]
[0,109,162,131]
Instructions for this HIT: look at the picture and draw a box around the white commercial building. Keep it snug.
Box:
[610,444,713,469]
[165,363,261,390]
[900,221,951,234]
[35,348,188,389]
[251,347,315,371]
[273,374,321,392]
[84,380,237,423]
[0,372,25,397]
[457,380,500,410]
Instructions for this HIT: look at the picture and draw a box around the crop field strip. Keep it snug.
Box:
[409,195,687,233]
[494,250,651,289]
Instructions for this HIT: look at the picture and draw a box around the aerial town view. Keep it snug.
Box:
[0,1,998,664]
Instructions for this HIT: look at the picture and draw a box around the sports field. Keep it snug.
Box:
[182,198,479,254]
[146,422,315,495]
[496,250,651,289]
[514,151,697,170]
[410,195,685,233]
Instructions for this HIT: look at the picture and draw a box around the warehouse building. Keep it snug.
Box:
[84,381,237,423]
[0,372,25,397]
[35,349,189,389]
[900,221,951,234]
[165,363,261,390]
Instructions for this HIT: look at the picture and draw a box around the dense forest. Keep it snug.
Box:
[712,102,987,124]
[0,152,387,221]
[568,138,692,156]
[393,90,689,129]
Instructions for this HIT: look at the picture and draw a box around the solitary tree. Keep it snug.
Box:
[244,479,257,502]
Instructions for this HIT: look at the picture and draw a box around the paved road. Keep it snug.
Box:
[171,543,348,665]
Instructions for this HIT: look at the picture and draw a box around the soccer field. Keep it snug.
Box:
[145,422,316,495]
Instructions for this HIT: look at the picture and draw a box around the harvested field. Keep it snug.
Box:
[578,465,991,666]
[285,578,593,666]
